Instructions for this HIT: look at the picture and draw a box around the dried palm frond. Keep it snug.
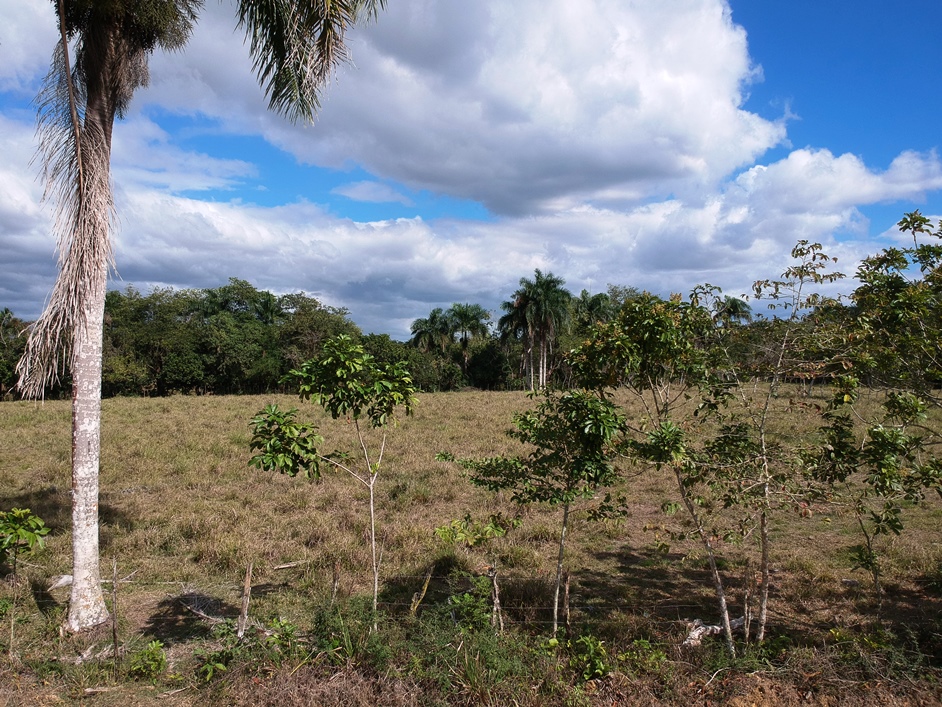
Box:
[16,31,115,400]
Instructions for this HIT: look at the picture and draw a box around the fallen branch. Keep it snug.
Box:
[273,560,313,570]
[46,569,139,592]
[682,616,746,647]
[61,644,115,665]
[159,687,192,699]
[179,600,226,626]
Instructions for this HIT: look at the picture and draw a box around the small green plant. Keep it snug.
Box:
[193,616,310,682]
[194,646,228,683]
[0,508,50,574]
[248,405,322,479]
[435,513,520,549]
[265,617,300,657]
[448,574,493,632]
[128,640,167,684]
[194,620,242,682]
[308,600,392,669]
[618,638,668,676]
[568,634,611,683]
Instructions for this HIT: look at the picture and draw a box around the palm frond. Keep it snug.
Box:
[17,40,114,399]
[237,0,385,123]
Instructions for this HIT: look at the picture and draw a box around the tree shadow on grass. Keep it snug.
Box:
[577,546,720,624]
[142,591,241,645]
[575,542,942,664]
[0,486,130,539]
[29,577,61,617]
[379,552,479,616]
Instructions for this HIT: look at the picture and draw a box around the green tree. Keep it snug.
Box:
[499,270,571,390]
[410,307,452,355]
[445,302,491,374]
[570,289,615,337]
[278,291,361,369]
[362,333,461,392]
[16,0,385,632]
[440,389,625,635]
[0,309,27,399]
[697,243,844,643]
[852,211,942,401]
[251,334,416,627]
[568,293,747,652]
[711,295,753,327]
[804,214,942,592]
[605,283,642,309]
[465,337,514,390]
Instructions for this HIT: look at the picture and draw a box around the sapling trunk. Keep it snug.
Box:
[673,466,736,656]
[757,506,770,642]
[356,421,385,632]
[552,501,570,636]
[368,476,379,630]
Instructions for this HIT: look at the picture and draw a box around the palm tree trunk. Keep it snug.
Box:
[68,268,110,632]
[528,340,535,391]
[65,25,120,632]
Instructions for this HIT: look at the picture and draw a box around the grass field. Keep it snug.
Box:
[1,389,941,705]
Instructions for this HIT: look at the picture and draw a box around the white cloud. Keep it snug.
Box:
[2,0,942,339]
[0,1,57,95]
[112,116,257,193]
[331,181,414,205]
[136,0,788,215]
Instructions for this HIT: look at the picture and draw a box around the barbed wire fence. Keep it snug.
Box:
[4,558,729,651]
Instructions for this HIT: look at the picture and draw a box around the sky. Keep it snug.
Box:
[2,0,941,339]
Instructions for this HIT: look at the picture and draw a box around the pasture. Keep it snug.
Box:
[1,389,941,705]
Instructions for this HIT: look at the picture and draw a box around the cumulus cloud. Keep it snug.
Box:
[137,0,787,215]
[112,116,257,193]
[331,181,414,205]
[2,0,942,338]
[0,1,58,95]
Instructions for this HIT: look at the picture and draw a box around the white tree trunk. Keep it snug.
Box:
[552,501,570,635]
[66,265,110,631]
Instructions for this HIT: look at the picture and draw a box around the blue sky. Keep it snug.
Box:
[2,0,941,337]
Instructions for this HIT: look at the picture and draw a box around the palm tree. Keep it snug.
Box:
[499,270,571,390]
[712,295,753,326]
[571,289,614,336]
[410,307,452,354]
[16,0,384,632]
[498,294,533,386]
[445,303,490,373]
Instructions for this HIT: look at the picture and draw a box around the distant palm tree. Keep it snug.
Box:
[252,291,284,327]
[445,303,490,373]
[713,295,753,326]
[410,307,452,354]
[571,289,615,335]
[498,294,532,385]
[499,270,571,390]
[17,0,384,632]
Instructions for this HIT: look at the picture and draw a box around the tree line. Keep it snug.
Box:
[1,278,465,399]
[0,252,923,401]
[0,273,692,399]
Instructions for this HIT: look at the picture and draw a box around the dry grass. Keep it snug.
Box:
[1,387,941,704]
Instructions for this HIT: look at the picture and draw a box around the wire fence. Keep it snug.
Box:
[5,565,721,637]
